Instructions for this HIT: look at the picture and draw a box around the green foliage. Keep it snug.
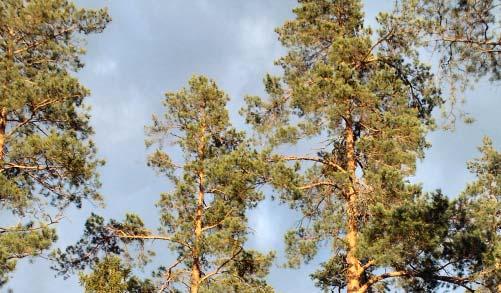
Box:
[244,0,440,279]
[360,138,500,292]
[455,137,500,290]
[242,0,498,291]
[56,76,274,292]
[79,256,155,293]
[384,0,500,124]
[148,75,275,291]
[0,0,109,286]
[145,76,274,291]
[0,224,57,286]
[390,0,501,83]
[26,1,499,291]
[199,250,275,293]
[52,214,125,275]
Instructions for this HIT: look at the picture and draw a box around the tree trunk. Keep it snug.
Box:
[191,124,206,293]
[344,115,363,292]
[191,169,204,293]
[0,107,6,162]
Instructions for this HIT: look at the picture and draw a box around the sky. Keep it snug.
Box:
[5,1,501,292]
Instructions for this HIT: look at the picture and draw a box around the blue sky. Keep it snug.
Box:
[5,1,500,292]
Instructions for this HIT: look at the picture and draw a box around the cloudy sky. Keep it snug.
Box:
[6,1,500,292]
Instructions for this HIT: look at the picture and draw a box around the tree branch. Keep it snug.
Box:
[110,228,192,250]
[273,155,347,173]
[201,208,234,232]
[13,25,78,55]
[360,270,475,293]
[199,246,244,284]
[298,181,340,190]
[0,214,62,234]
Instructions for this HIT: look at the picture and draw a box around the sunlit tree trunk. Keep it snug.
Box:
[344,112,363,292]
[191,170,204,293]
[191,122,206,293]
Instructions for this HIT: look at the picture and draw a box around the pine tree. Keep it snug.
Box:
[54,76,274,293]
[0,0,109,286]
[241,0,483,291]
[362,138,500,292]
[454,137,500,291]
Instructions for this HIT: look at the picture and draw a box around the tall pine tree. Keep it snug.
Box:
[54,76,274,293]
[0,0,109,286]
[241,0,494,291]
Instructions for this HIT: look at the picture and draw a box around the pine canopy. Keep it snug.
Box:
[54,76,275,293]
[243,0,498,291]
[1,1,499,292]
[0,0,109,286]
